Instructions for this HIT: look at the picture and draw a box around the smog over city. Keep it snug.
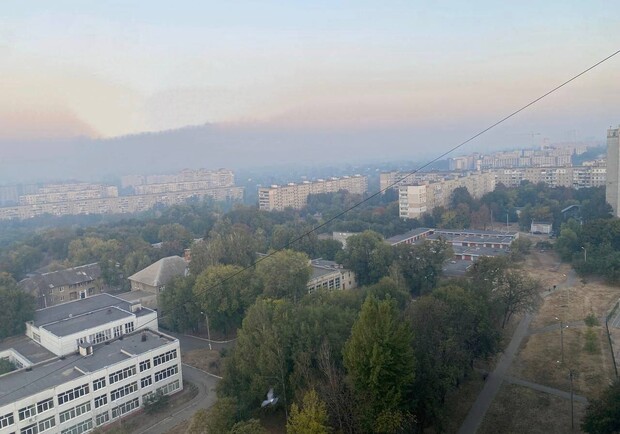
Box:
[0,2,619,434]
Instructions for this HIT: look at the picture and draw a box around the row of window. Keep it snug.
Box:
[0,412,13,428]
[111,397,140,419]
[154,365,178,383]
[60,418,92,434]
[18,396,54,422]
[110,381,138,401]
[58,384,89,405]
[18,416,55,434]
[109,366,136,384]
[59,401,90,424]
[153,349,177,366]
[74,321,135,348]
[94,394,107,408]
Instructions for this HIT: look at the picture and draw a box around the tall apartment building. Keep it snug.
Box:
[18,184,118,206]
[398,172,495,219]
[380,171,450,192]
[606,125,620,217]
[258,175,368,211]
[121,169,235,190]
[0,294,182,434]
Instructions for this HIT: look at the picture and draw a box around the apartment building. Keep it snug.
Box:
[449,144,585,170]
[258,175,368,211]
[606,126,620,217]
[307,259,357,292]
[19,263,105,309]
[0,186,244,220]
[398,172,495,219]
[493,166,607,189]
[0,330,181,434]
[18,184,118,206]
[121,168,235,190]
[380,171,449,192]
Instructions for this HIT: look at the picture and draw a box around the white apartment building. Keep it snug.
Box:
[258,175,368,211]
[0,330,182,434]
[606,126,620,217]
[398,172,495,219]
[493,166,607,189]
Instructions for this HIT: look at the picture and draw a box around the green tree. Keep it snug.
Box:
[287,389,331,434]
[159,275,202,332]
[256,250,311,302]
[392,239,452,296]
[186,397,238,434]
[337,231,392,286]
[495,270,541,328]
[193,265,258,333]
[0,273,35,339]
[582,380,620,434]
[343,296,415,432]
[229,419,267,434]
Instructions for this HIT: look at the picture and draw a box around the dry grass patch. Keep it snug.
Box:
[511,327,614,398]
[531,279,620,330]
[523,249,571,290]
[478,383,587,434]
[181,348,222,376]
[164,420,189,434]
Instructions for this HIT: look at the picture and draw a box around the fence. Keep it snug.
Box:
[605,300,619,378]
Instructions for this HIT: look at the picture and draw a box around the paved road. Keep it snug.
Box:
[135,364,219,434]
[165,330,236,352]
[457,312,534,434]
[504,376,588,403]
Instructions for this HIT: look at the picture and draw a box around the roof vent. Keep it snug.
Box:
[141,333,147,342]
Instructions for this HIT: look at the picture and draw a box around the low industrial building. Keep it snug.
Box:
[530,221,553,234]
[307,259,357,292]
[125,256,188,309]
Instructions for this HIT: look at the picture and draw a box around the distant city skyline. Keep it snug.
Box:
[1,1,618,180]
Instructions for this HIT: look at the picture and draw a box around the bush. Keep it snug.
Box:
[584,313,599,327]
[583,328,600,354]
[143,390,170,414]
[0,359,16,375]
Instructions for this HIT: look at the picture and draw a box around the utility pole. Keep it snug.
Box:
[569,369,575,430]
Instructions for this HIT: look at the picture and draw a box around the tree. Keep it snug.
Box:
[392,239,452,296]
[186,397,238,434]
[256,250,311,302]
[230,419,267,434]
[287,389,331,434]
[495,270,541,328]
[143,390,169,414]
[337,231,392,286]
[582,380,620,434]
[192,223,258,269]
[159,275,202,332]
[343,296,415,432]
[0,273,35,339]
[193,265,258,333]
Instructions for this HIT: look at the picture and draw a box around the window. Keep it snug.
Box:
[20,423,37,434]
[141,376,152,388]
[93,377,106,391]
[94,394,107,408]
[124,322,134,334]
[0,412,14,428]
[59,402,90,424]
[61,419,93,434]
[109,366,136,384]
[111,398,139,419]
[33,332,41,343]
[110,381,138,401]
[113,325,123,337]
[18,405,35,421]
[36,398,54,414]
[154,365,178,382]
[89,329,111,345]
[57,384,89,405]
[153,349,177,366]
[37,416,55,433]
[139,360,151,372]
[95,412,109,426]
[156,379,180,395]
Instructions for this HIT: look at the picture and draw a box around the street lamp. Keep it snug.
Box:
[200,311,212,350]
[581,246,587,263]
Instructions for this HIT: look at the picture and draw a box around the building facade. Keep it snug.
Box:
[307,259,357,292]
[0,330,182,434]
[606,126,620,217]
[398,172,495,219]
[493,166,607,189]
[258,175,368,211]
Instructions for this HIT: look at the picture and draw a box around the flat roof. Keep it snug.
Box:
[0,330,175,407]
[33,293,134,327]
[43,307,134,337]
[385,227,432,244]
[0,336,55,365]
[442,260,474,276]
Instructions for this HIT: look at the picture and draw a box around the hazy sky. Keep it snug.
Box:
[1,1,619,144]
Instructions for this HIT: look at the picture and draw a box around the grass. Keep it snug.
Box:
[181,348,222,376]
[584,313,600,327]
[478,383,587,434]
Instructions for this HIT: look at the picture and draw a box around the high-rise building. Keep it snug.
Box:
[606,126,620,217]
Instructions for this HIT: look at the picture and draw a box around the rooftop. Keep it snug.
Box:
[0,335,55,365]
[43,307,134,337]
[33,293,134,327]
[19,263,101,293]
[385,227,433,245]
[0,330,176,407]
[310,259,344,280]
[128,256,187,287]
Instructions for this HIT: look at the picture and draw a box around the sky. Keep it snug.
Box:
[1,1,619,171]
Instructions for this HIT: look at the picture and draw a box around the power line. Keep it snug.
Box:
[2,48,619,400]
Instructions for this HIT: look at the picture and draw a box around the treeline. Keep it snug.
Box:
[185,255,540,433]
[555,218,620,282]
